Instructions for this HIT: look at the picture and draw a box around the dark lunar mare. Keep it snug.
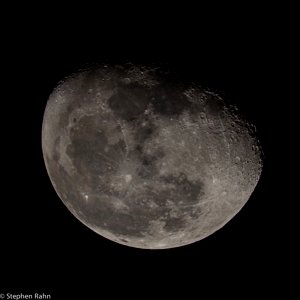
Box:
[63,73,208,237]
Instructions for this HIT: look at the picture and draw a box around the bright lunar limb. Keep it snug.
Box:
[42,64,263,249]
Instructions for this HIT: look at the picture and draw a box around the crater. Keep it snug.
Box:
[119,238,129,243]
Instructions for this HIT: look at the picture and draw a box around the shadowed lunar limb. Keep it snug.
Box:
[42,63,263,249]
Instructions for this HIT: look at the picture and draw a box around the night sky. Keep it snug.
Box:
[1,6,292,298]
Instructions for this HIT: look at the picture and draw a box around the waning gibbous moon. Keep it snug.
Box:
[42,63,263,249]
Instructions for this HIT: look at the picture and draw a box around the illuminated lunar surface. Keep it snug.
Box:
[42,64,263,249]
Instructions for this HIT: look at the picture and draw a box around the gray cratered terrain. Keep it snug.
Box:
[42,64,263,249]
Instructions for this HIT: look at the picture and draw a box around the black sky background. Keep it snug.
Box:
[1,6,293,297]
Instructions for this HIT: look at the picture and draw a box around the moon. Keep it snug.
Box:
[42,63,263,249]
